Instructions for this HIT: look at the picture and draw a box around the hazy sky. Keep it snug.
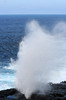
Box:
[0,0,66,14]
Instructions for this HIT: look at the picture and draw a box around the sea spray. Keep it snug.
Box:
[15,20,66,98]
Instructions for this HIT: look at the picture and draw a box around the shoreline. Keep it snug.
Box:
[0,81,66,100]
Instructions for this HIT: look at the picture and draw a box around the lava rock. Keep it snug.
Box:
[0,81,66,100]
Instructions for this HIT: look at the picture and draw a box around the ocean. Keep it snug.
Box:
[0,15,66,90]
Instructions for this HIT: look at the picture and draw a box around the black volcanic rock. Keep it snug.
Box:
[0,81,66,100]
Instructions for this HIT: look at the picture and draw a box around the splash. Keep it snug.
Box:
[15,20,66,98]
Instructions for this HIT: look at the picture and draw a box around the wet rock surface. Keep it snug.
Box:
[0,81,66,100]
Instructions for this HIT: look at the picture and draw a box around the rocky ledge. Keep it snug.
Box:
[0,81,66,100]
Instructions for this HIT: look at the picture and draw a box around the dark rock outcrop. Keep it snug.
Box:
[0,81,66,100]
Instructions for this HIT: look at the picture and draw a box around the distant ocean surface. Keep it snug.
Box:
[0,15,66,90]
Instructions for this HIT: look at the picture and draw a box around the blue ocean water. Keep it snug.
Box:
[0,15,66,90]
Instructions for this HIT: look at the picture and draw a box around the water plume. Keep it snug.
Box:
[15,20,66,98]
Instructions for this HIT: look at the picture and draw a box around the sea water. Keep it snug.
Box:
[0,15,66,90]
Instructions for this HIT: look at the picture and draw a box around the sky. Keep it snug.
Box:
[0,0,66,15]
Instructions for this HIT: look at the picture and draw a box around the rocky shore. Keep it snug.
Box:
[0,81,66,100]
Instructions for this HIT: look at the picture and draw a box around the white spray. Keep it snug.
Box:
[15,20,66,98]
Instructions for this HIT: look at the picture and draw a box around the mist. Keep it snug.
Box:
[15,20,66,98]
